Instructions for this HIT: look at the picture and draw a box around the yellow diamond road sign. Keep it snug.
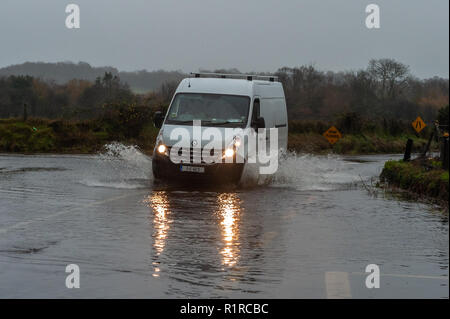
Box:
[412,116,426,133]
[323,126,342,145]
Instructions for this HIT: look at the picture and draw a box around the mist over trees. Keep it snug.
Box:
[0,59,448,122]
[274,59,448,121]
[0,62,185,93]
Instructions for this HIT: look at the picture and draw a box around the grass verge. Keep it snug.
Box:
[380,159,449,204]
[0,118,436,155]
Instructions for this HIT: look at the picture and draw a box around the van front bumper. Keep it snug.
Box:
[152,154,244,184]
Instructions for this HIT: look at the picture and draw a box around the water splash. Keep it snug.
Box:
[100,142,151,167]
[270,151,361,191]
[80,143,371,191]
[79,142,153,189]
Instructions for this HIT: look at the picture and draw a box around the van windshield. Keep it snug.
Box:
[164,93,250,128]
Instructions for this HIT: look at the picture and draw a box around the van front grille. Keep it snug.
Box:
[166,146,222,164]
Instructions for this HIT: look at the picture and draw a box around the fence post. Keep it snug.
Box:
[421,131,434,158]
[403,138,413,162]
[442,137,449,170]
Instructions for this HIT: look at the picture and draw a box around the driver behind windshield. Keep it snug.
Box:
[166,93,249,127]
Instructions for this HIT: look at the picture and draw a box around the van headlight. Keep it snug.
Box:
[156,144,169,156]
[157,144,167,154]
[222,136,241,159]
[223,148,235,159]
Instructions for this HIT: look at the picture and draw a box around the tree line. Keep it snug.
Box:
[275,59,448,121]
[0,59,448,123]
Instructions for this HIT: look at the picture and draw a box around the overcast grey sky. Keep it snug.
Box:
[0,0,448,78]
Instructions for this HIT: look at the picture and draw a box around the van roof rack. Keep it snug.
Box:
[190,72,278,82]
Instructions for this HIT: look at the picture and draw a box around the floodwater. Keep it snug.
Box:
[0,144,448,298]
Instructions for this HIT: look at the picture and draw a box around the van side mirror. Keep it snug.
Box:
[251,117,265,130]
[153,111,164,128]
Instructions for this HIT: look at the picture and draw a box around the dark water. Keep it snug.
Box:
[0,144,448,298]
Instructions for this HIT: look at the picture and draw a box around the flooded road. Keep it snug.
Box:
[0,144,448,298]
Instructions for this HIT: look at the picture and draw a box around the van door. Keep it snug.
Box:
[260,98,277,155]
[251,98,261,126]
[274,98,288,152]
[259,98,275,129]
[249,98,264,160]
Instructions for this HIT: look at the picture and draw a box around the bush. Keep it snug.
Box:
[380,160,449,201]
[101,102,153,139]
[438,105,449,127]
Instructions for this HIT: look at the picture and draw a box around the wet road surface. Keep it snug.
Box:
[0,144,448,298]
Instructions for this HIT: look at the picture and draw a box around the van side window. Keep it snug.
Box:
[252,99,260,123]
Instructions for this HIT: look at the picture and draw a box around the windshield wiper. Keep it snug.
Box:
[166,120,244,126]
[203,120,243,126]
[166,120,194,124]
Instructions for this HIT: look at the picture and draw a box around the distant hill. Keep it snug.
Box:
[0,62,186,93]
[119,69,186,93]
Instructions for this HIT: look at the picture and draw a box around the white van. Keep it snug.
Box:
[152,73,288,184]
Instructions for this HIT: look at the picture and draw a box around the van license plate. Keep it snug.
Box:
[180,165,205,173]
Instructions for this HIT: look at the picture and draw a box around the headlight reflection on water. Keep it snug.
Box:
[144,191,171,277]
[144,191,243,277]
[217,193,242,267]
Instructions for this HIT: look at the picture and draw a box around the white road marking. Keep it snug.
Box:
[351,272,449,280]
[325,271,352,299]
[0,193,136,235]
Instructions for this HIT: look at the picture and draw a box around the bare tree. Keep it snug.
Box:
[368,58,410,100]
